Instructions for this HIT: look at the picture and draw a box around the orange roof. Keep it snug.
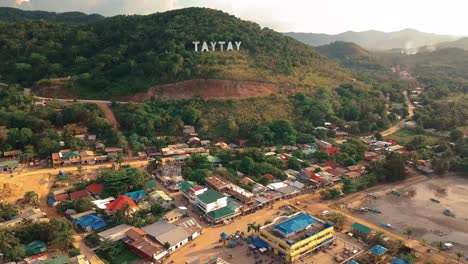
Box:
[52,153,60,160]
[86,183,104,195]
[304,170,323,183]
[323,147,340,155]
[106,196,137,211]
[54,193,69,202]
[69,189,89,200]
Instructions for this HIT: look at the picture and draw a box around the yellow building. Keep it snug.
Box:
[259,212,334,263]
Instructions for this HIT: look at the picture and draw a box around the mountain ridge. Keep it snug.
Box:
[284,29,461,51]
[0,7,104,23]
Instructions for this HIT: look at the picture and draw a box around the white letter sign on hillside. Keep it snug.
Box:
[193,41,242,52]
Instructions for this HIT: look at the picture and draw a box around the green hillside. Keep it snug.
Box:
[0,7,351,98]
[316,41,385,70]
[0,7,104,23]
[385,48,468,94]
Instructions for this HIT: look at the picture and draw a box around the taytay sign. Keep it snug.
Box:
[192,41,242,52]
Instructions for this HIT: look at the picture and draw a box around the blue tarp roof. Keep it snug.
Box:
[254,237,269,249]
[392,259,409,264]
[220,232,228,239]
[47,197,56,205]
[369,244,388,256]
[74,215,107,230]
[124,190,147,201]
[347,261,360,264]
[274,213,316,236]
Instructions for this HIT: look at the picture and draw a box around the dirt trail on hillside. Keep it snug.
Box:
[96,103,133,157]
[129,79,280,101]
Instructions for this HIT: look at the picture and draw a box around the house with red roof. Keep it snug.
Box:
[105,196,138,213]
[322,147,340,155]
[69,190,89,200]
[86,183,104,196]
[300,170,324,187]
[53,193,69,202]
[325,168,344,178]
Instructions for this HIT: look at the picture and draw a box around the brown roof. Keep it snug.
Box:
[345,171,361,178]
[126,227,146,240]
[69,190,89,200]
[3,150,21,156]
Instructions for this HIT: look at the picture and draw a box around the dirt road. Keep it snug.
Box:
[380,90,415,137]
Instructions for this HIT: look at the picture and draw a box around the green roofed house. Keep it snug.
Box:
[0,160,19,172]
[195,189,240,223]
[180,181,196,194]
[24,240,47,256]
[352,222,372,239]
[207,155,222,164]
[145,180,157,191]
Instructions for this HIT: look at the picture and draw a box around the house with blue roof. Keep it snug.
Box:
[369,244,388,262]
[124,190,147,202]
[73,214,107,231]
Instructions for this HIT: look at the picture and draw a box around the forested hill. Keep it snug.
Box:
[316,41,385,70]
[0,7,352,98]
[0,7,104,23]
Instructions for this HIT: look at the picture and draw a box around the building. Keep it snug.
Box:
[86,183,104,196]
[0,207,46,227]
[0,160,18,172]
[105,195,138,213]
[351,222,372,239]
[259,212,334,263]
[61,150,81,165]
[124,190,147,202]
[149,190,173,209]
[163,209,185,223]
[316,140,332,149]
[73,215,107,231]
[124,227,167,262]
[80,151,96,165]
[98,224,132,241]
[194,189,240,223]
[195,189,227,214]
[142,221,191,252]
[105,147,124,158]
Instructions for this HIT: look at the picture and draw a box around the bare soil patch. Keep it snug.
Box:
[129,79,280,101]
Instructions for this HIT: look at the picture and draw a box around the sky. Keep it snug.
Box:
[1,0,467,35]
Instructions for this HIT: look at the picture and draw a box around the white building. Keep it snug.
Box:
[195,189,227,213]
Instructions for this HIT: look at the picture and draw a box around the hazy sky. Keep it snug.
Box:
[1,0,467,35]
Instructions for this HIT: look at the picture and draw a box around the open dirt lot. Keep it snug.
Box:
[354,173,468,257]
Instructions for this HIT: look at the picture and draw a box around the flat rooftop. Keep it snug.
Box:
[264,213,332,245]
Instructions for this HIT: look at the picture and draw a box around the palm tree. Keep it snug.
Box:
[247,222,257,234]
[456,251,464,263]
[373,231,385,244]
[116,155,123,170]
[437,241,444,252]
[0,229,18,251]
[421,238,428,246]
[403,227,414,239]
[76,165,84,177]
[52,228,74,250]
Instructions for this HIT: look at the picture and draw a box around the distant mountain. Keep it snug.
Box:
[437,37,468,50]
[315,41,385,71]
[0,7,104,23]
[285,29,460,52]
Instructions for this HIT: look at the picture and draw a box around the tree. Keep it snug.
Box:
[76,165,84,177]
[99,239,121,259]
[456,251,464,264]
[327,212,347,230]
[341,178,357,194]
[52,227,74,250]
[240,156,255,175]
[374,132,383,141]
[288,157,302,171]
[188,169,209,185]
[0,202,18,221]
[320,188,341,200]
[247,222,257,234]
[115,155,123,170]
[432,156,450,175]
[24,191,39,206]
[403,227,414,239]
[163,242,171,250]
[450,129,464,142]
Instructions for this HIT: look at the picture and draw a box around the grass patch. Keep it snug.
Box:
[386,128,443,145]
[97,247,141,264]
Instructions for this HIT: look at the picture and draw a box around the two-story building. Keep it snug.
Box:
[259,212,334,263]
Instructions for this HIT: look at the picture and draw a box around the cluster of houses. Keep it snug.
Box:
[45,177,203,263]
[51,147,123,168]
